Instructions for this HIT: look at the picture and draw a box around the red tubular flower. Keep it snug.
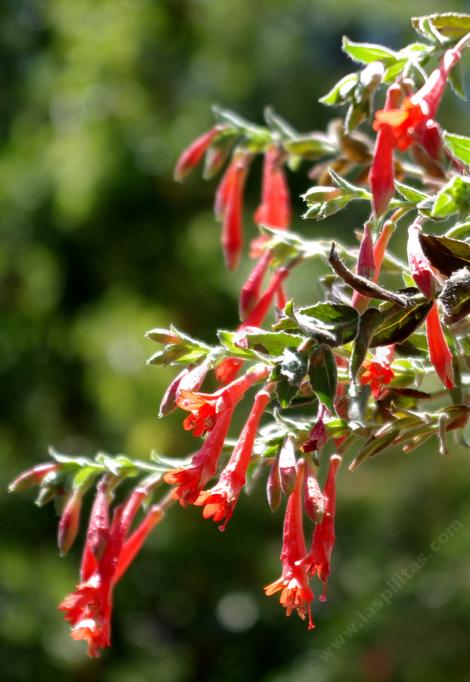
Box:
[374,46,462,152]
[215,268,289,386]
[360,346,395,399]
[264,461,314,629]
[239,250,272,320]
[113,504,163,583]
[164,407,235,506]
[195,389,270,530]
[303,454,342,600]
[215,152,251,270]
[59,483,160,657]
[215,357,244,385]
[242,267,289,328]
[407,223,435,299]
[174,126,222,182]
[369,84,401,217]
[176,364,268,436]
[301,405,328,454]
[254,146,291,230]
[426,301,454,390]
[8,462,58,492]
[58,488,84,556]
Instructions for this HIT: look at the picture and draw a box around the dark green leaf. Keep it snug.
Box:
[244,330,304,356]
[350,308,382,381]
[279,348,308,385]
[448,63,466,101]
[419,233,470,276]
[439,268,470,324]
[308,344,337,414]
[370,301,432,347]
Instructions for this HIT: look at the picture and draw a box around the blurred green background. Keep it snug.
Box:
[2,1,470,680]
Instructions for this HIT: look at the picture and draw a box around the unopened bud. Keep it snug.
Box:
[8,463,58,493]
[278,435,297,495]
[356,221,375,279]
[267,452,282,512]
[58,489,83,556]
[303,455,325,523]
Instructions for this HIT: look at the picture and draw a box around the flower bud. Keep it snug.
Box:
[8,463,58,493]
[174,126,221,182]
[278,435,297,495]
[58,489,83,556]
[407,223,435,299]
[266,452,282,512]
[303,455,325,523]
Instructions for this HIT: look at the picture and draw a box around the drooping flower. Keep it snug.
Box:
[195,389,270,530]
[174,126,223,182]
[59,481,163,657]
[215,268,290,385]
[360,345,396,399]
[164,407,235,506]
[407,223,435,299]
[176,364,269,436]
[303,454,342,600]
[369,84,402,217]
[264,461,314,629]
[426,301,454,390]
[239,250,272,320]
[301,405,328,454]
[406,222,454,389]
[254,146,291,230]
[58,488,84,556]
[373,46,462,152]
[215,151,251,270]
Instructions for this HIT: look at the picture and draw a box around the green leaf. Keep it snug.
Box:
[448,63,466,101]
[419,233,470,276]
[275,377,300,409]
[411,13,470,41]
[244,330,304,356]
[431,176,470,218]
[394,180,429,203]
[439,268,470,324]
[328,168,371,199]
[445,221,470,240]
[279,348,308,385]
[274,301,359,346]
[370,301,432,347]
[217,330,260,359]
[147,345,209,366]
[283,133,336,159]
[350,308,382,381]
[443,131,470,165]
[308,344,337,414]
[349,431,398,470]
[319,72,358,106]
[342,36,398,65]
[263,107,298,139]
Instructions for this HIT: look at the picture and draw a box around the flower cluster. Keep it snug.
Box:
[10,15,470,658]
